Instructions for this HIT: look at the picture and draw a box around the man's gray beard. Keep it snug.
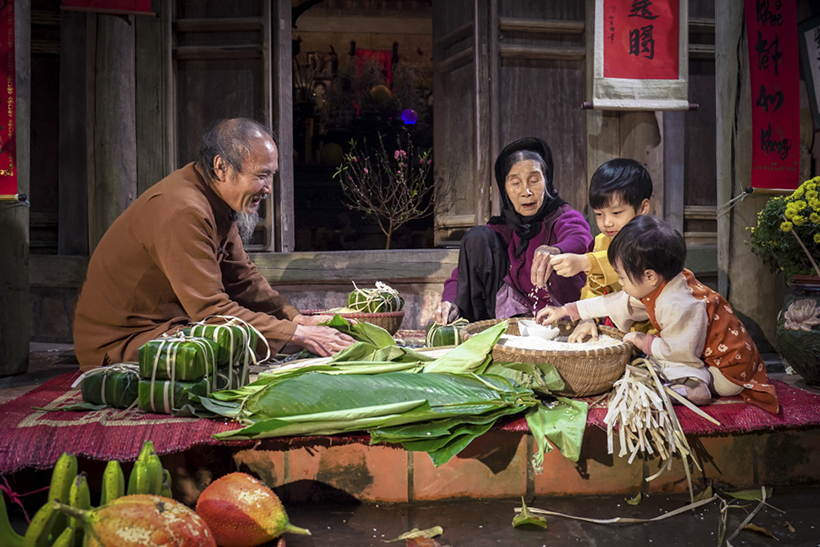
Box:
[236,211,260,246]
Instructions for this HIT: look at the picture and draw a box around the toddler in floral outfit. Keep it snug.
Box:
[537,215,778,412]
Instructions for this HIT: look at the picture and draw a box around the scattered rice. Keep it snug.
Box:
[498,333,623,351]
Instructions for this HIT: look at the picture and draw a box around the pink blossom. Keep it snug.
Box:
[364,168,369,174]
[352,157,358,162]
[427,159,432,165]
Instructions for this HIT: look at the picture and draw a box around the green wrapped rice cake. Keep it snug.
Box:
[181,323,257,365]
[138,369,232,414]
[138,336,219,382]
[426,318,469,347]
[80,364,140,408]
[346,281,404,313]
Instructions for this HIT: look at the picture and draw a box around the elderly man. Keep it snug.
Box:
[73,118,353,371]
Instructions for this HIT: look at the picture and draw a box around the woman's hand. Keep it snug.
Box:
[568,318,598,343]
[531,245,562,289]
[623,331,646,349]
[433,301,459,324]
[536,305,567,325]
[550,253,591,278]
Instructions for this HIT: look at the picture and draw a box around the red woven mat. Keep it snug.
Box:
[496,379,820,434]
[3,373,819,475]
[0,372,253,475]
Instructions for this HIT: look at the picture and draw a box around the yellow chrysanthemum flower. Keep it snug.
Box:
[785,207,797,220]
[815,233,820,244]
[781,221,793,232]
[794,200,808,211]
[807,189,819,200]
[793,187,805,199]
[793,216,806,226]
[811,199,820,210]
[811,213,820,224]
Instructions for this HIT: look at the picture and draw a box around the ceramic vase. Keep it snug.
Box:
[776,275,820,385]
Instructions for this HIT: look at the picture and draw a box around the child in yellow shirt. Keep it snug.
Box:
[549,159,652,342]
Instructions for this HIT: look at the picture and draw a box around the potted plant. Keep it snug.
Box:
[749,177,820,385]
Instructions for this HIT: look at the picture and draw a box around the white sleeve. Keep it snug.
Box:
[575,291,649,332]
[649,290,708,367]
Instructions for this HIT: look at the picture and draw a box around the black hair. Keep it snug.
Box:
[607,215,686,283]
[196,118,277,181]
[588,158,653,211]
[500,150,556,203]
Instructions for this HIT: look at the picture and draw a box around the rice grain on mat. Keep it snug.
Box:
[498,334,623,351]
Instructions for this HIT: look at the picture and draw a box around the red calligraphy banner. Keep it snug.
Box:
[603,0,679,80]
[0,0,16,197]
[61,0,153,16]
[745,0,800,191]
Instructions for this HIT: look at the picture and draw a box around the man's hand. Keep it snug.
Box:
[433,301,459,324]
[623,331,646,349]
[550,253,591,278]
[568,318,598,343]
[290,324,355,357]
[536,305,567,326]
[531,245,562,289]
[293,313,356,326]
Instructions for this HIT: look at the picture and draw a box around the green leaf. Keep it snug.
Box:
[423,321,508,374]
[625,492,642,505]
[512,497,548,529]
[725,487,773,501]
[384,527,443,543]
[525,396,588,471]
[487,361,565,394]
[321,315,397,347]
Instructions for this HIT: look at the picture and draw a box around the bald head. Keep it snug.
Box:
[197,118,277,182]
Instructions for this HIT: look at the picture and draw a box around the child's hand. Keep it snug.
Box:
[551,253,591,278]
[623,331,646,348]
[536,306,567,325]
[568,318,598,343]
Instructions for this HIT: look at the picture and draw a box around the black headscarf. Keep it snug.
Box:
[488,137,566,258]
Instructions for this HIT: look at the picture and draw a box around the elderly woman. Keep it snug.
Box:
[434,137,594,324]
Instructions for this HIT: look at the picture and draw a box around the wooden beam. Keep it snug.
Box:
[690,17,715,34]
[272,0,294,252]
[684,205,717,220]
[499,44,585,61]
[499,17,584,34]
[32,10,60,26]
[474,0,491,227]
[662,111,685,234]
[173,45,263,61]
[489,0,500,217]
[436,20,473,50]
[689,44,715,59]
[0,0,31,376]
[135,0,169,195]
[90,14,137,251]
[173,17,261,33]
[436,46,473,74]
[58,9,88,255]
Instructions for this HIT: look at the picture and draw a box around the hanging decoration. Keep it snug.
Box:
[0,0,16,199]
[745,0,800,191]
[591,0,689,110]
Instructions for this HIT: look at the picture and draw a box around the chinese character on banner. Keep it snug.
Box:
[605,0,679,80]
[0,0,16,198]
[745,0,799,191]
[592,0,688,111]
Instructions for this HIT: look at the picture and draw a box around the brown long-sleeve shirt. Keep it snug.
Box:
[73,163,299,371]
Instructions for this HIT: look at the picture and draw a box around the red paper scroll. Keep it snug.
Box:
[603,0,679,80]
[0,1,16,197]
[61,0,153,16]
[745,0,799,191]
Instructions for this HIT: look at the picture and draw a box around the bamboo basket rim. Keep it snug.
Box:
[461,318,632,357]
[302,309,406,319]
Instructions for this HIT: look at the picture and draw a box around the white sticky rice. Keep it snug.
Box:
[498,333,623,351]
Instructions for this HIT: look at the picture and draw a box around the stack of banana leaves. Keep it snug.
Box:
[193,316,588,471]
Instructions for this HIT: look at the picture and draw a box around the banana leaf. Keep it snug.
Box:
[138,337,219,382]
[525,396,588,471]
[209,372,538,447]
[181,324,257,365]
[485,361,565,396]
[422,321,508,374]
[321,314,397,347]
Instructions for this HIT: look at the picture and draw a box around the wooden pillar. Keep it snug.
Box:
[135,0,170,195]
[662,111,686,235]
[272,0,294,252]
[90,14,137,251]
[58,10,88,255]
[715,0,782,350]
[0,0,31,376]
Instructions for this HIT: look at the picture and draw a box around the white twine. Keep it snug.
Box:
[716,187,753,218]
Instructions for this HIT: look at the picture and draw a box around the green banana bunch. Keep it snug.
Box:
[135,440,164,495]
[22,452,77,547]
[0,488,24,547]
[50,526,75,547]
[160,469,173,498]
[126,460,151,496]
[99,460,125,506]
[67,473,89,546]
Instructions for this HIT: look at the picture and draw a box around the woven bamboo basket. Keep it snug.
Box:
[302,309,405,335]
[461,318,632,398]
